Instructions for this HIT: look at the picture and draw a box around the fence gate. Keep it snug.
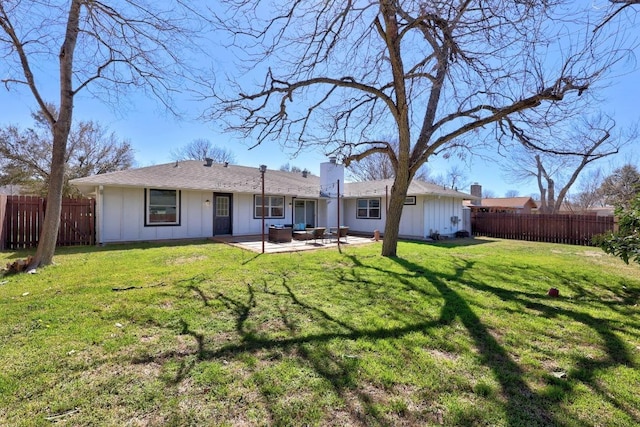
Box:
[1,195,95,250]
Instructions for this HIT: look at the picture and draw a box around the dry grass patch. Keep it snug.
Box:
[165,255,208,265]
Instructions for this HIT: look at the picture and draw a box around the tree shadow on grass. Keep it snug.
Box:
[134,264,546,424]
[400,236,498,249]
[386,255,638,426]
[132,275,446,425]
[130,252,638,426]
[448,266,638,422]
[387,256,557,426]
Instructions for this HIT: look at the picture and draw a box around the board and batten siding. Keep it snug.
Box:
[398,200,423,239]
[94,186,466,243]
[343,195,465,239]
[342,195,425,239]
[233,193,256,236]
[233,193,297,235]
[98,188,299,243]
[342,198,386,235]
[423,196,464,238]
[99,187,213,243]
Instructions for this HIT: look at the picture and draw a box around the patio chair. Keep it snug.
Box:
[309,227,326,244]
[331,226,349,243]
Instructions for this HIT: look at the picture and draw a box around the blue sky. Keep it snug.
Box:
[1,2,639,198]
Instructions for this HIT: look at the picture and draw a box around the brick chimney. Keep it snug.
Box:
[470,183,482,206]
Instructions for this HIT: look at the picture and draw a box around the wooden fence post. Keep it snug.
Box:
[0,195,6,251]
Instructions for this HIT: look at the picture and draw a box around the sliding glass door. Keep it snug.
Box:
[294,200,316,228]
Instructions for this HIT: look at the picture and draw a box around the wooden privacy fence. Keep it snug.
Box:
[471,212,615,246]
[0,195,95,250]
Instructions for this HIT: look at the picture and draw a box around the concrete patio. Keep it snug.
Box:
[212,233,378,253]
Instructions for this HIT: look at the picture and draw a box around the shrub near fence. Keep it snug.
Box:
[0,195,95,250]
[471,212,615,246]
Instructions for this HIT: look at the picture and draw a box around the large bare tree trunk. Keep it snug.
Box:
[33,133,67,267]
[382,177,411,257]
[30,1,80,268]
[378,0,412,257]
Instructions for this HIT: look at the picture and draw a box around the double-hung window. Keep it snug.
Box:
[356,198,381,219]
[146,189,180,225]
[254,195,285,218]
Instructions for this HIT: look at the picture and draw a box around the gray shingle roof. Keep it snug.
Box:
[70,160,321,197]
[70,160,472,199]
[344,178,472,199]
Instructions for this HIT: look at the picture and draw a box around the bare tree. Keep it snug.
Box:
[482,189,497,199]
[505,190,520,198]
[1,1,203,267]
[0,107,134,197]
[599,164,640,209]
[503,115,627,213]
[171,138,236,164]
[279,163,305,173]
[564,168,606,213]
[430,165,468,191]
[209,1,628,256]
[69,123,135,180]
[348,150,396,182]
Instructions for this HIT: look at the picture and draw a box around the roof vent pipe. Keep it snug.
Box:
[224,162,229,167]
[329,156,336,164]
[204,158,213,167]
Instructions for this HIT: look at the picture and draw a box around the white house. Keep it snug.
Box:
[70,158,473,244]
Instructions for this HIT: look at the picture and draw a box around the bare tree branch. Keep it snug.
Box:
[595,0,640,32]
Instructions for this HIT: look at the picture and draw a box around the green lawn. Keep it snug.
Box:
[1,238,639,426]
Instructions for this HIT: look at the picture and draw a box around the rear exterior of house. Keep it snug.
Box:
[98,187,219,242]
[96,187,321,243]
[71,159,473,244]
[343,181,468,239]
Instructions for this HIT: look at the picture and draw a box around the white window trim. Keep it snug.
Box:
[356,197,382,219]
[145,188,181,226]
[254,195,285,219]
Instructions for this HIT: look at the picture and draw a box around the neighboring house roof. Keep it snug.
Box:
[70,160,473,200]
[554,201,615,216]
[464,197,537,209]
